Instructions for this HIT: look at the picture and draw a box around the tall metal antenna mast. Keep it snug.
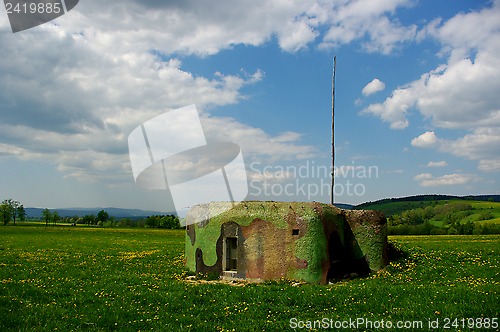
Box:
[331,56,336,206]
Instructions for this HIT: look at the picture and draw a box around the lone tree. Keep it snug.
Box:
[1,199,23,225]
[15,204,26,224]
[42,208,52,226]
[97,210,109,224]
[52,211,61,226]
[0,201,13,225]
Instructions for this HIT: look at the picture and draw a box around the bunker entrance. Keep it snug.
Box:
[224,237,238,272]
[327,231,348,280]
[327,230,371,280]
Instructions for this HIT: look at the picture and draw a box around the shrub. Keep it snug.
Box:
[144,215,180,229]
[473,223,500,235]
[477,211,494,221]
[430,228,447,235]
[458,221,475,235]
[388,224,410,235]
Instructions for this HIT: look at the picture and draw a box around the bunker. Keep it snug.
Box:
[185,201,388,284]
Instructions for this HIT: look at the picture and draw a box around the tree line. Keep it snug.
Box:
[387,202,500,235]
[0,198,180,229]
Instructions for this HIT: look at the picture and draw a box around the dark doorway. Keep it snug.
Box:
[224,237,238,271]
[327,231,348,280]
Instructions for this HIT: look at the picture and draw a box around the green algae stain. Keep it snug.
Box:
[351,223,386,270]
[185,232,196,271]
[192,222,221,267]
[290,214,328,283]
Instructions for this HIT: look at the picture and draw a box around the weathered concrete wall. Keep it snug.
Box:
[185,201,387,284]
[343,209,389,272]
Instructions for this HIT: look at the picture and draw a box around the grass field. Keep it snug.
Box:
[1,226,498,331]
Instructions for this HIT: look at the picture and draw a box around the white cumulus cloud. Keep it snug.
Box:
[364,2,500,173]
[320,0,417,54]
[478,160,500,172]
[414,173,479,187]
[1,0,496,188]
[427,161,447,168]
[362,78,386,96]
[364,2,500,130]
[411,131,438,148]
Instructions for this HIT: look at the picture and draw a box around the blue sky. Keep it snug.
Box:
[0,0,499,212]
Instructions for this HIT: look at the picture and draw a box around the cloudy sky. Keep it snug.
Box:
[0,0,499,212]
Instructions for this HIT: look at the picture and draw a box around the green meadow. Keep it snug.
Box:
[359,199,500,224]
[0,226,498,331]
[357,199,500,236]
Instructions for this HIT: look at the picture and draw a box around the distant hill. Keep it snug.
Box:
[23,195,499,220]
[355,194,500,216]
[333,203,354,210]
[25,207,172,220]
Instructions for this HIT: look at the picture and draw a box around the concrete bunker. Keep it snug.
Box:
[185,201,388,284]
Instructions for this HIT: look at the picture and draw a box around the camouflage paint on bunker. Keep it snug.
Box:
[185,201,388,284]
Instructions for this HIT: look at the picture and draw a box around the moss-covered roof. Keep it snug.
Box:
[186,201,342,229]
